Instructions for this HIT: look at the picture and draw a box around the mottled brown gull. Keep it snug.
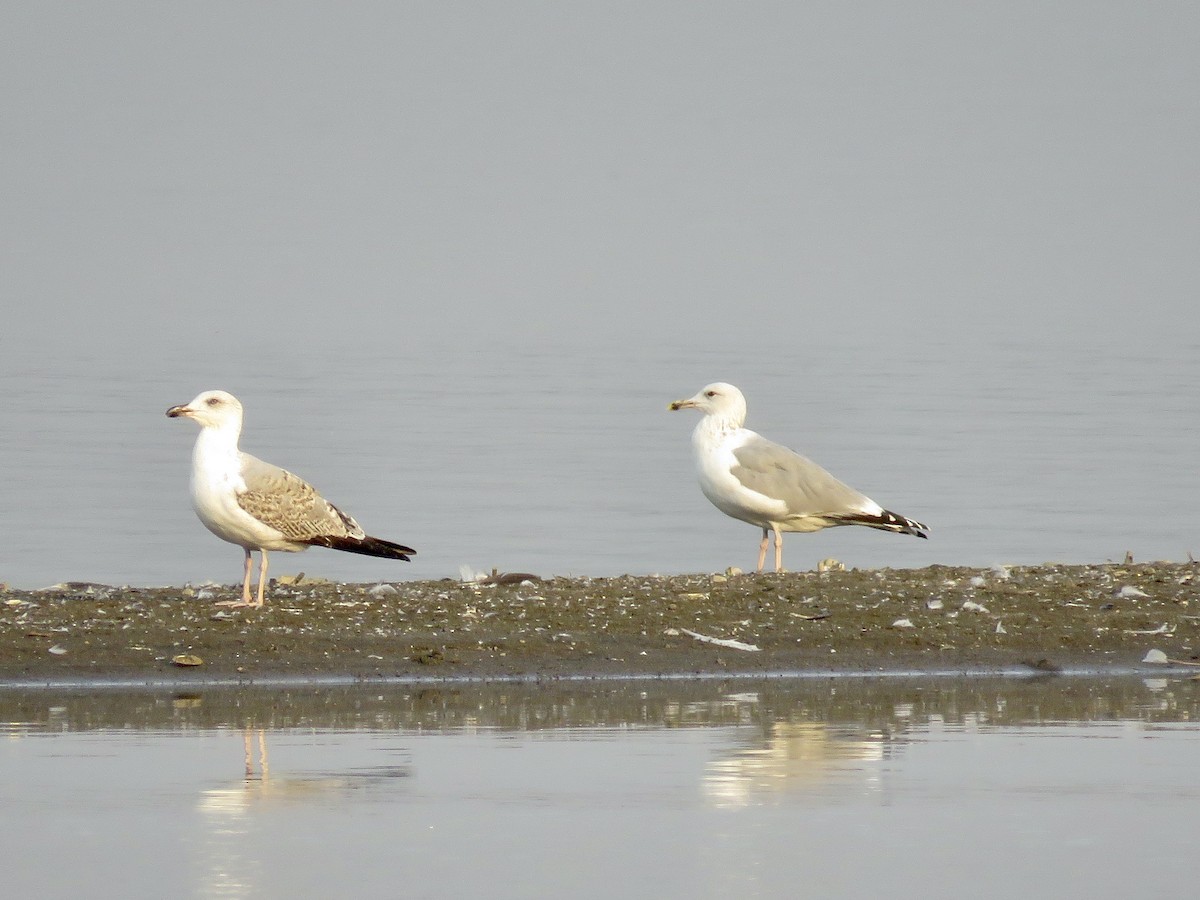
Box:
[167,390,414,607]
[669,382,927,573]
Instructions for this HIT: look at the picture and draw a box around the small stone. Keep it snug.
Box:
[892,618,915,628]
[171,654,203,667]
[1116,585,1150,599]
[1142,649,1169,665]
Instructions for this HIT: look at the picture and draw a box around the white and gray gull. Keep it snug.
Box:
[167,390,414,607]
[669,382,927,573]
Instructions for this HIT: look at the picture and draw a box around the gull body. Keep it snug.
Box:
[669,382,927,573]
[167,390,414,606]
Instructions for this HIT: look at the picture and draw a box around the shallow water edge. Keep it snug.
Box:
[2,672,1198,733]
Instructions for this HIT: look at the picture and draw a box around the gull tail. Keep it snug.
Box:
[308,535,416,560]
[835,509,929,539]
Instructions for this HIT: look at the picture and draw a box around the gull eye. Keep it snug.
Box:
[205,396,222,407]
[705,390,717,398]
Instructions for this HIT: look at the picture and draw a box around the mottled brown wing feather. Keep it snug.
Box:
[236,453,365,541]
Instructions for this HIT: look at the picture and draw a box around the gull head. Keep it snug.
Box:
[668,382,747,425]
[166,390,244,430]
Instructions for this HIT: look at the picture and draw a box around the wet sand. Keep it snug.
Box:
[1,562,1197,683]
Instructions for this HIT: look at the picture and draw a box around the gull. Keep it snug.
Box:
[167,390,415,607]
[669,382,927,573]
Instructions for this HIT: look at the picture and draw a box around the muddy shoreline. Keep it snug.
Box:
[1,562,1197,684]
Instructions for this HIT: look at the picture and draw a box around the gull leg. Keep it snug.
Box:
[756,528,769,572]
[253,549,269,608]
[773,525,784,573]
[243,549,254,602]
[217,550,255,607]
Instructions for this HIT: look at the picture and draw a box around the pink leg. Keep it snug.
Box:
[756,528,769,572]
[253,549,269,608]
[773,525,784,573]
[242,549,254,602]
[217,550,255,607]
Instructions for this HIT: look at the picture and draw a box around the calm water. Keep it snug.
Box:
[3,5,1198,590]
[0,331,1197,590]
[2,676,1197,897]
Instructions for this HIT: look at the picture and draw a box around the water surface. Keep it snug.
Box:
[2,676,1197,897]
[2,333,1197,590]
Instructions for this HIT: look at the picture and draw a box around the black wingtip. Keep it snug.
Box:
[880,509,928,539]
[308,535,416,560]
[836,509,928,539]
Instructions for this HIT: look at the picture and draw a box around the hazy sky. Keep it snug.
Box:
[1,3,1197,586]
[4,2,1196,357]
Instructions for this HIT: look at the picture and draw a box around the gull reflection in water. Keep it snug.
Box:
[705,720,889,808]
[195,729,410,898]
[199,728,411,814]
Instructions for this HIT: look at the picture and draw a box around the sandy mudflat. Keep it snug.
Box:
[1,562,1197,683]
